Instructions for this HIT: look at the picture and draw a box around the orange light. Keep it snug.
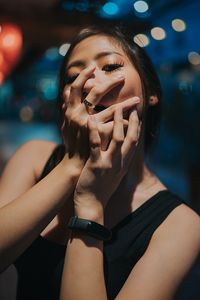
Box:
[0,23,23,78]
[2,33,16,47]
[0,71,4,85]
[0,52,4,67]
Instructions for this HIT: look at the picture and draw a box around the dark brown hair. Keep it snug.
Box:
[58,25,162,151]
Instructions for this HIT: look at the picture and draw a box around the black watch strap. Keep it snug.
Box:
[68,216,112,241]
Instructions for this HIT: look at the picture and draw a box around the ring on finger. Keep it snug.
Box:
[82,98,95,109]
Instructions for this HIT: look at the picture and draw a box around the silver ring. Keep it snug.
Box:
[82,98,94,108]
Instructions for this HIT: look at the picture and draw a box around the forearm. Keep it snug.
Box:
[0,159,79,271]
[60,215,107,300]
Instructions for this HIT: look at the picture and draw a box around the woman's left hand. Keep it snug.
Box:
[74,100,141,220]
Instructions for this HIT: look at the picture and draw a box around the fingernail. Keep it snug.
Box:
[133,96,140,103]
[87,66,96,72]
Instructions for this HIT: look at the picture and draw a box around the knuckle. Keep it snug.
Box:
[92,86,102,97]
[71,82,79,90]
[127,136,137,145]
[69,113,79,124]
[113,136,124,144]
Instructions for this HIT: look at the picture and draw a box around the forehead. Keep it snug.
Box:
[67,35,126,63]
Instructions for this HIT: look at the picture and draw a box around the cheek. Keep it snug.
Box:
[124,73,143,97]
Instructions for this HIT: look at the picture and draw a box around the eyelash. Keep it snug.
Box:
[65,62,124,84]
[102,62,124,73]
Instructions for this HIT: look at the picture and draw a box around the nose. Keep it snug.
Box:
[83,69,102,94]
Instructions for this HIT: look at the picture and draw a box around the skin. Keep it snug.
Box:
[0,34,199,300]
[59,35,200,300]
[62,35,162,223]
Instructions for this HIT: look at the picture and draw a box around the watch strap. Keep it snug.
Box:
[68,216,112,241]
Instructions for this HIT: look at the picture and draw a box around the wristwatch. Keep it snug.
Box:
[68,216,112,241]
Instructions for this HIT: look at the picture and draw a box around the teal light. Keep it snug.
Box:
[102,2,119,15]
[38,77,58,101]
[45,48,59,61]
[62,1,74,11]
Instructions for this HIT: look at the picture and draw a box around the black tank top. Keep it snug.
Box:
[14,145,184,300]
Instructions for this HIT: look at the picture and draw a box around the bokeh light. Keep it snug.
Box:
[37,77,58,101]
[171,19,186,32]
[0,23,23,84]
[134,33,149,47]
[45,47,59,61]
[0,71,4,85]
[19,106,33,122]
[59,43,71,56]
[133,1,149,13]
[150,27,166,40]
[102,2,119,16]
[188,52,200,65]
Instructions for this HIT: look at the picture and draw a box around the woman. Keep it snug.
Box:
[0,26,199,300]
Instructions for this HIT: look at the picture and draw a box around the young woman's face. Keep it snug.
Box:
[65,35,143,113]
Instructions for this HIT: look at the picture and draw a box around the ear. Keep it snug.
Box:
[149,95,159,106]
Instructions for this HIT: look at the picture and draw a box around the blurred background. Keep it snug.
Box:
[0,0,200,299]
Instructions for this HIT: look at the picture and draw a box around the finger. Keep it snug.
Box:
[84,74,125,107]
[68,66,96,107]
[95,96,140,124]
[68,121,79,158]
[76,126,89,159]
[88,115,101,162]
[108,107,125,154]
[62,87,71,107]
[98,119,128,134]
[98,119,129,151]
[122,110,140,163]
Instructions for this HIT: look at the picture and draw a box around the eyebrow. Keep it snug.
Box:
[66,51,123,71]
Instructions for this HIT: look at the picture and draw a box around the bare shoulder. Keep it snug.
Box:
[0,140,58,207]
[23,140,59,178]
[9,139,58,179]
[149,203,200,276]
[115,203,200,300]
[153,203,200,245]
[17,139,57,155]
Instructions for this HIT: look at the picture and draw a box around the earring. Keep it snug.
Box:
[149,95,158,106]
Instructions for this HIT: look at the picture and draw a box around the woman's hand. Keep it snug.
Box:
[61,65,133,172]
[73,98,141,220]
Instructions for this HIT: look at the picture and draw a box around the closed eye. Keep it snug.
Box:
[64,74,79,84]
[102,63,124,73]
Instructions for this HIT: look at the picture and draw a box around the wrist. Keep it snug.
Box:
[68,216,112,241]
[74,200,104,225]
[59,154,84,179]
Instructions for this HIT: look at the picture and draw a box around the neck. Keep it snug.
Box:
[112,140,161,200]
[104,141,166,228]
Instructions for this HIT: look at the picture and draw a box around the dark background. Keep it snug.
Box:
[0,1,200,299]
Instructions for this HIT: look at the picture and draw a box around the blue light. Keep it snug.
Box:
[62,1,74,11]
[102,2,119,15]
[76,1,89,12]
